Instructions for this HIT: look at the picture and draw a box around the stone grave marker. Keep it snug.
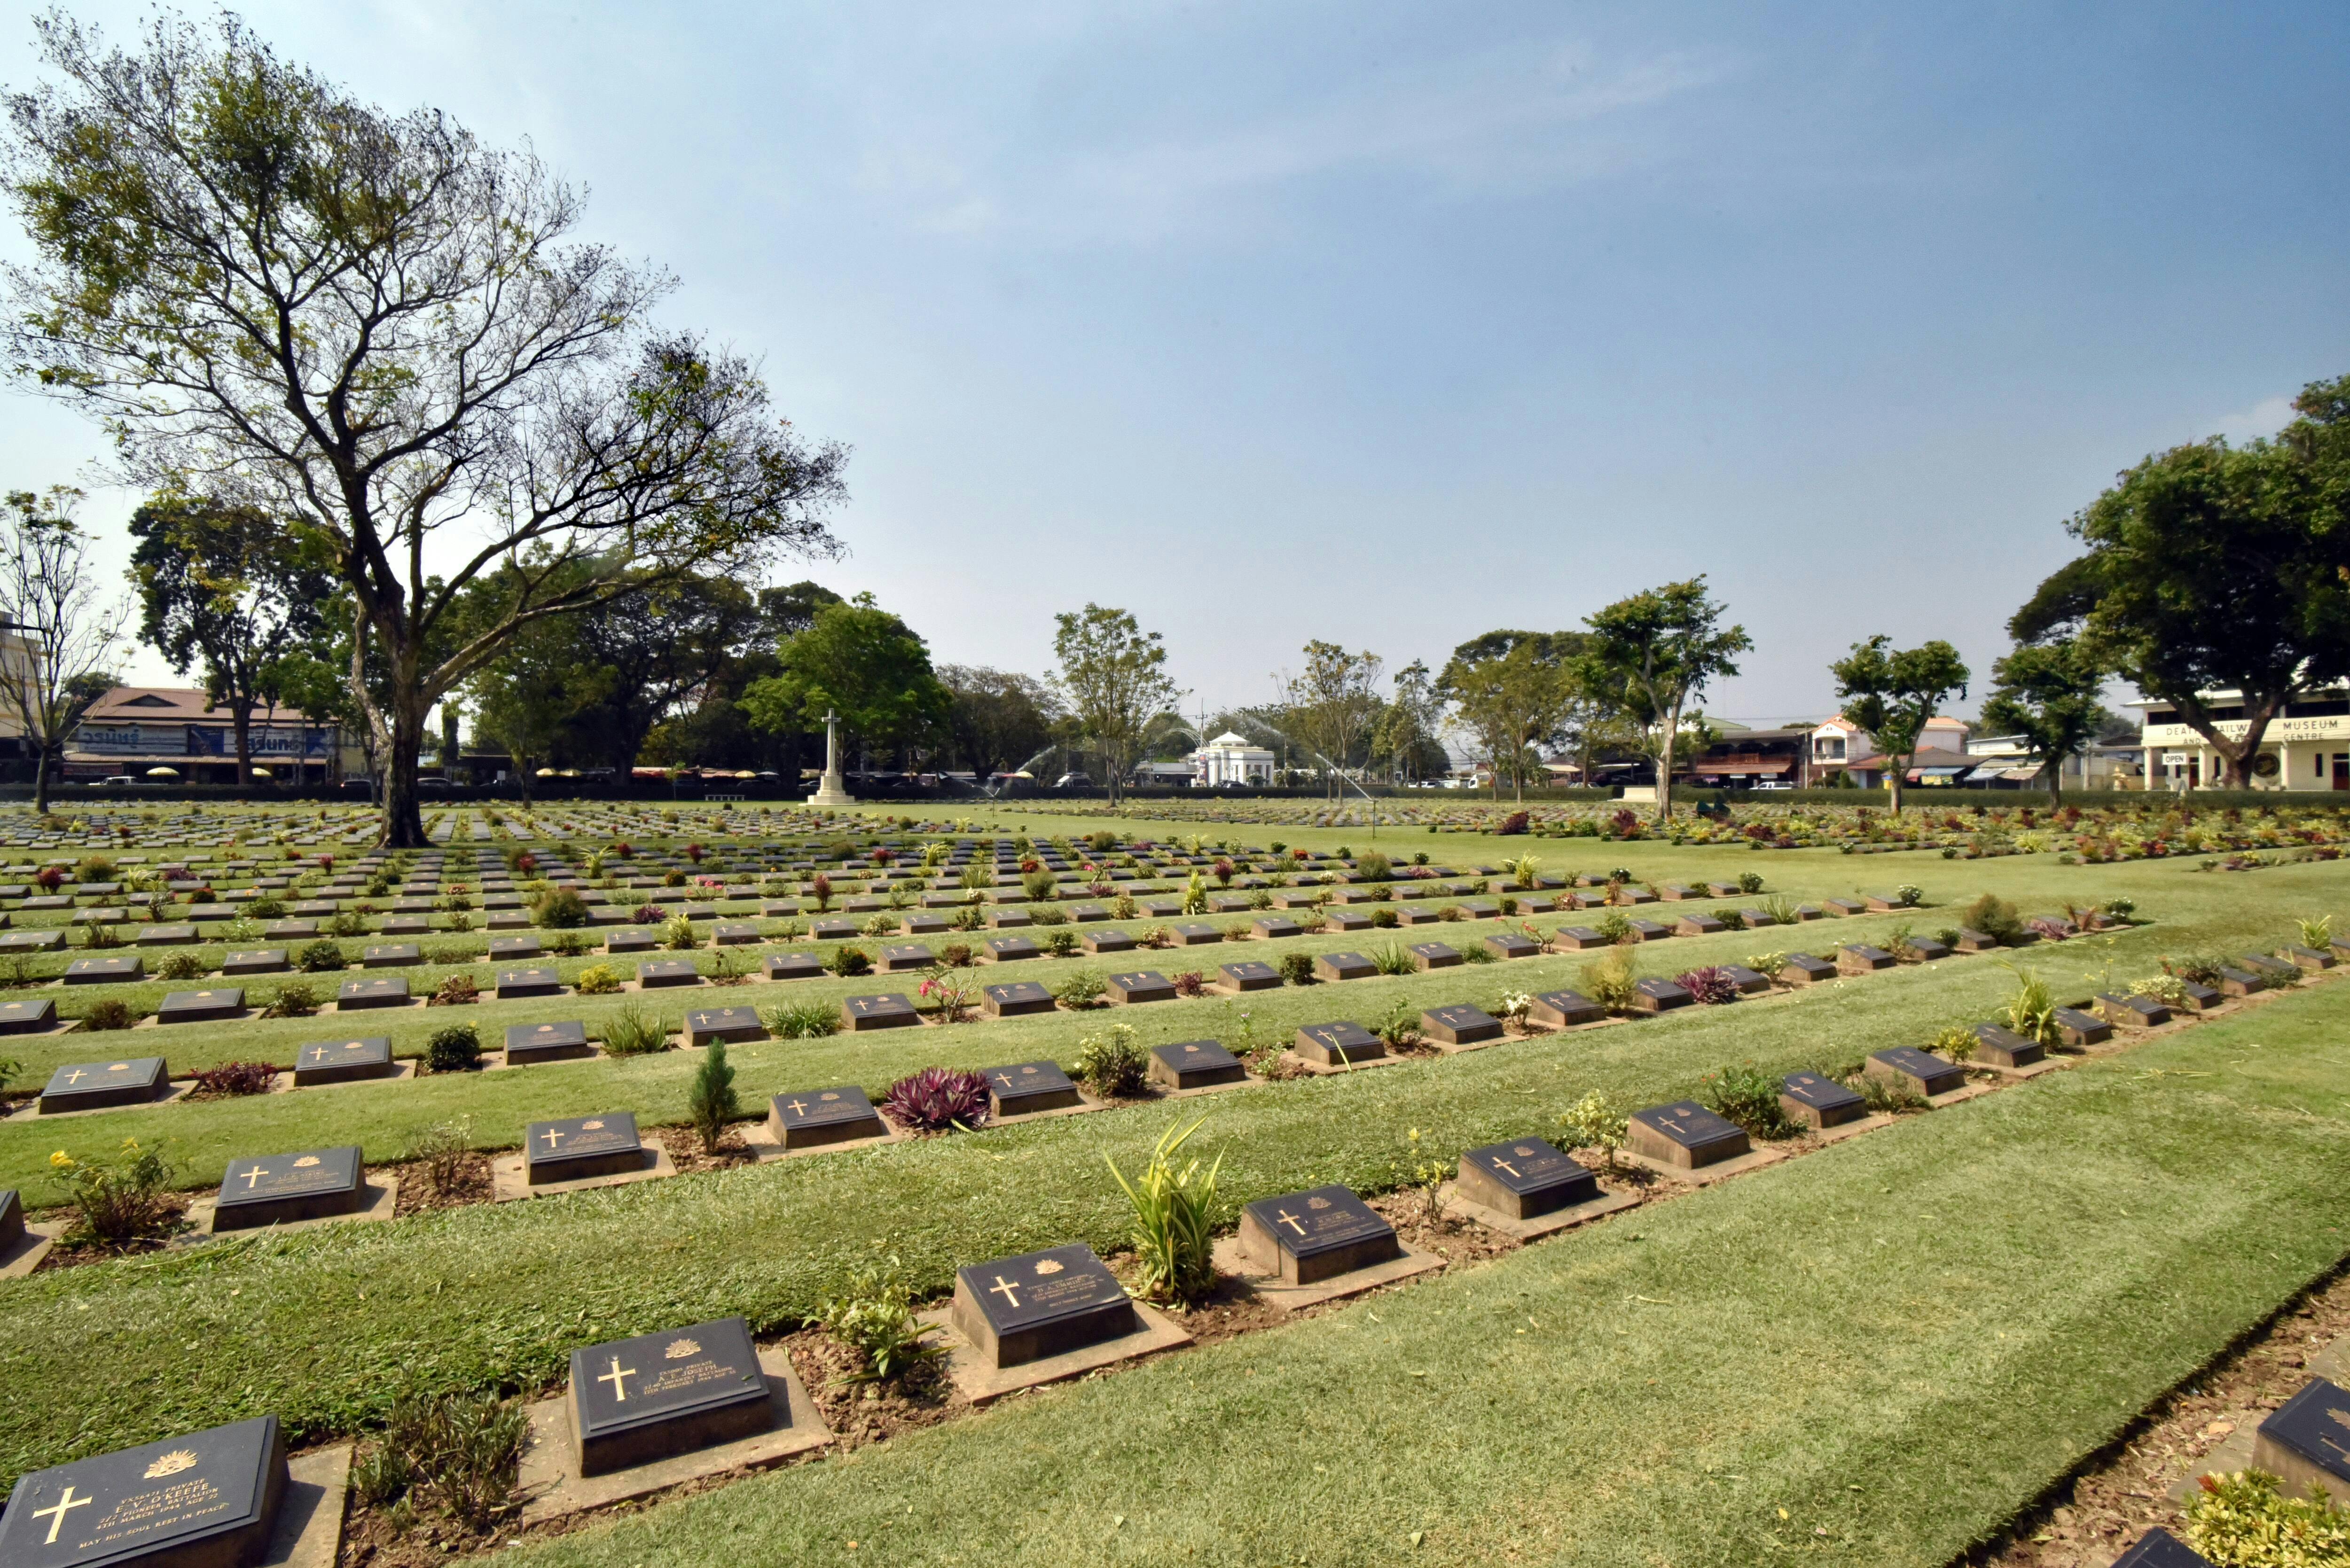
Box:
[1217,960,1281,992]
[1717,964,1771,994]
[1457,1138,1599,1217]
[138,923,204,948]
[1866,1046,1964,1097]
[982,981,1056,1018]
[64,955,142,985]
[292,1037,394,1087]
[1969,1023,2044,1069]
[0,1415,287,1568]
[1626,1101,1749,1169]
[1238,1185,1400,1285]
[0,930,65,953]
[764,953,822,982]
[2285,945,2334,972]
[1080,928,1136,956]
[2108,1528,2214,1568]
[0,998,58,1034]
[337,975,410,1010]
[1107,970,1175,1005]
[1778,954,1837,986]
[1252,916,1301,941]
[1824,898,1864,917]
[214,1145,367,1230]
[1737,908,1776,929]
[362,943,422,968]
[1675,913,1725,936]
[1293,1021,1383,1066]
[1485,931,1541,960]
[1626,919,1671,942]
[1148,1039,1244,1090]
[876,943,932,973]
[2215,966,2264,997]
[984,935,1040,963]
[1837,944,1896,975]
[1527,989,1603,1028]
[951,1243,1135,1368]
[840,993,916,1031]
[526,1113,646,1185]
[2253,1377,2350,1505]
[1422,1004,1501,1046]
[222,948,289,976]
[567,1316,772,1476]
[1552,926,1609,951]
[1408,941,1461,971]
[2050,1006,2113,1046]
[1630,976,1693,1013]
[810,918,859,941]
[769,1086,886,1148]
[2095,992,2171,1028]
[507,1021,594,1064]
[1778,1072,1864,1129]
[39,1057,169,1114]
[985,1060,1080,1116]
[1313,952,1374,982]
[1168,922,1222,947]
[984,908,1033,931]
[491,967,560,1001]
[157,988,244,1025]
[489,935,544,961]
[636,959,700,989]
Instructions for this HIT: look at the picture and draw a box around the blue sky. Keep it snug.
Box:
[2,1,2343,723]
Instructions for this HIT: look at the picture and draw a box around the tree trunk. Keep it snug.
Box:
[2044,757,2065,809]
[231,697,254,800]
[380,702,429,848]
[32,741,53,814]
[1655,702,1681,820]
[1888,755,1907,816]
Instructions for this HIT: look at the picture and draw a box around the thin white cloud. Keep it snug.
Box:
[2212,393,2295,445]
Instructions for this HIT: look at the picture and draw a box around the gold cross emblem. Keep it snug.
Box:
[540,1127,566,1149]
[1489,1157,1520,1178]
[238,1165,267,1189]
[598,1356,635,1402]
[33,1485,89,1545]
[989,1274,1021,1309]
[786,1099,809,1116]
[1276,1208,1305,1235]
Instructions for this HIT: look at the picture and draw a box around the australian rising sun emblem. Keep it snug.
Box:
[142,1449,198,1479]
[665,1338,701,1360]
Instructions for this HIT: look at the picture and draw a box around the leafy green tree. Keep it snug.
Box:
[0,16,847,844]
[741,594,951,772]
[2032,377,2350,787]
[1283,642,1383,799]
[1581,581,1750,819]
[1370,660,1449,784]
[939,666,1065,779]
[1051,605,1179,806]
[0,489,122,812]
[1439,632,1579,801]
[127,493,336,795]
[1979,639,2110,806]
[1831,636,1970,816]
[466,613,613,802]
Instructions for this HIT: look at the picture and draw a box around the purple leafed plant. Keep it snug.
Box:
[883,1067,991,1133]
[2026,916,2072,942]
[1676,966,1740,1006]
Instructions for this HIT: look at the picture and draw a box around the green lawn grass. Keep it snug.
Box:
[510,976,2350,1568]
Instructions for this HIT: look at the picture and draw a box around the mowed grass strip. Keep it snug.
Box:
[513,978,2350,1568]
[0,911,2159,1195]
[0,885,2322,1483]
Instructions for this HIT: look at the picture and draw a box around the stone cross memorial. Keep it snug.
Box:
[985,1061,1081,1116]
[568,1316,772,1476]
[1626,1101,1750,1169]
[952,1243,1136,1369]
[525,1113,647,1186]
[213,1146,367,1231]
[768,1086,887,1149]
[0,1415,286,1568]
[1456,1138,1599,1219]
[1238,1184,1401,1285]
[40,1058,170,1115]
[1147,1039,1245,1091]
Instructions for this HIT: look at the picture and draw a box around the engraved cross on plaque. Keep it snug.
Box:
[239,1165,268,1189]
[785,1099,809,1116]
[1276,1208,1306,1236]
[540,1127,566,1149]
[598,1356,635,1402]
[33,1485,89,1545]
[988,1274,1021,1309]
[61,1068,86,1085]
[1489,1156,1520,1178]
[306,1047,328,1063]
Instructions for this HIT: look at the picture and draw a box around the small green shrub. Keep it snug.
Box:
[404,1116,475,1198]
[426,1024,481,1072]
[49,1137,177,1244]
[261,983,321,1018]
[1278,951,1313,986]
[601,1002,669,1055]
[329,910,368,938]
[155,951,205,980]
[1053,968,1108,1008]
[2184,1467,2350,1564]
[689,1040,739,1152]
[350,1383,528,1530]
[1073,1022,1148,1096]
[1107,1117,1222,1304]
[1371,943,1416,976]
[296,937,347,972]
[1961,893,2025,944]
[1043,927,1080,955]
[662,915,700,950]
[1577,945,1637,1014]
[826,945,872,977]
[80,999,135,1031]
[1700,1063,1799,1139]
[820,1259,944,1386]
[1370,907,1399,928]
[81,922,122,950]
[1927,1023,1979,1062]
[1557,1092,1627,1159]
[245,896,287,921]
[533,889,590,929]
[573,963,622,995]
[766,998,840,1039]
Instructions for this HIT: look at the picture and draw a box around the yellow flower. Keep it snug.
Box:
[49,1150,71,1168]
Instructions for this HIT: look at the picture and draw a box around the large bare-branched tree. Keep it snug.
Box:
[1,14,847,843]
[0,487,123,812]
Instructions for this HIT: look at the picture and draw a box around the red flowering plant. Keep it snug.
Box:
[684,842,705,863]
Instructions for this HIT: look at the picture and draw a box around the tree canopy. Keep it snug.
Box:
[741,594,950,768]
[1830,635,1969,815]
[1581,581,1748,818]
[1053,605,1179,806]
